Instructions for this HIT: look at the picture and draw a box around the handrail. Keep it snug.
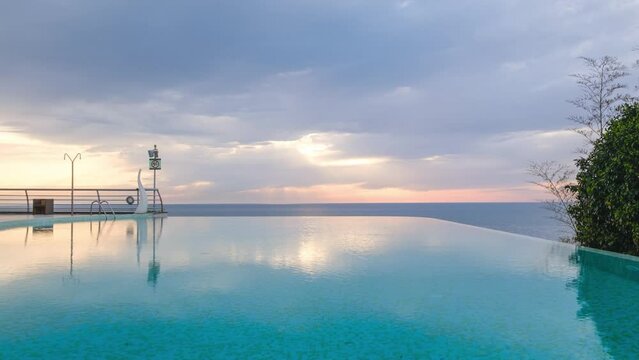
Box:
[90,200,116,220]
[89,200,104,219]
[154,189,164,213]
[101,201,116,219]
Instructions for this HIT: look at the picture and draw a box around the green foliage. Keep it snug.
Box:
[569,102,639,255]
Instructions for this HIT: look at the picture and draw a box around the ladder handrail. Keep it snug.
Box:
[154,189,165,213]
[89,200,99,216]
[89,200,116,220]
[25,190,29,213]
[101,200,116,220]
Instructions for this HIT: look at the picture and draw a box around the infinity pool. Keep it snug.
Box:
[1,217,638,359]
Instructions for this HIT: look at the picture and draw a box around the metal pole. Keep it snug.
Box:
[148,145,159,213]
[71,161,74,215]
[153,169,156,212]
[64,153,81,215]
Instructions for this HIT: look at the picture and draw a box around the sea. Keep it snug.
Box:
[166,203,570,241]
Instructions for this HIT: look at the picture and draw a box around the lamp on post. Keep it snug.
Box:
[64,153,81,215]
[147,145,161,212]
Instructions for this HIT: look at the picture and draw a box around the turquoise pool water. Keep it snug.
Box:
[0,217,638,359]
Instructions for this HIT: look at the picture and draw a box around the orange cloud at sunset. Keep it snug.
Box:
[240,183,546,203]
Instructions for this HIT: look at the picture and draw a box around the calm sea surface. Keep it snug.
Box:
[166,203,569,241]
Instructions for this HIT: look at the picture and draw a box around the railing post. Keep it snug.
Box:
[25,190,29,214]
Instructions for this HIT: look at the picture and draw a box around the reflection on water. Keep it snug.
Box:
[571,248,639,357]
[0,217,638,358]
[67,223,74,281]
[0,217,163,287]
[32,225,53,234]
[147,217,161,287]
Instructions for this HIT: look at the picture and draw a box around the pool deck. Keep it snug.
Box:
[0,213,157,230]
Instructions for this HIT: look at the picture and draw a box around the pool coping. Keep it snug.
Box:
[0,213,156,230]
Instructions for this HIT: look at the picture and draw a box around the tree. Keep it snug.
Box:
[529,56,630,239]
[568,103,639,255]
[568,56,630,144]
[635,47,639,91]
[528,161,577,239]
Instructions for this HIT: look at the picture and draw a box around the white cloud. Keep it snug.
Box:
[500,61,528,73]
[174,181,213,192]
[397,0,413,9]
[421,155,445,162]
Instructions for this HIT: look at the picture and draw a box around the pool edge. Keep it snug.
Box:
[0,213,157,230]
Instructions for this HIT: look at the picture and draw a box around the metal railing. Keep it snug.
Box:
[0,188,164,214]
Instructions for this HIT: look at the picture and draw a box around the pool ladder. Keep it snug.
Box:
[89,200,116,220]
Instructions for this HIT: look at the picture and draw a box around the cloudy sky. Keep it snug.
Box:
[0,0,638,203]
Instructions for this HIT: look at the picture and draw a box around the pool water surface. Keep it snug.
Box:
[0,217,638,359]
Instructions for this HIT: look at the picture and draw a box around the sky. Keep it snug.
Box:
[0,0,638,203]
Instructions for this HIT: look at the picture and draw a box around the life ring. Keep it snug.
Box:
[126,196,136,205]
